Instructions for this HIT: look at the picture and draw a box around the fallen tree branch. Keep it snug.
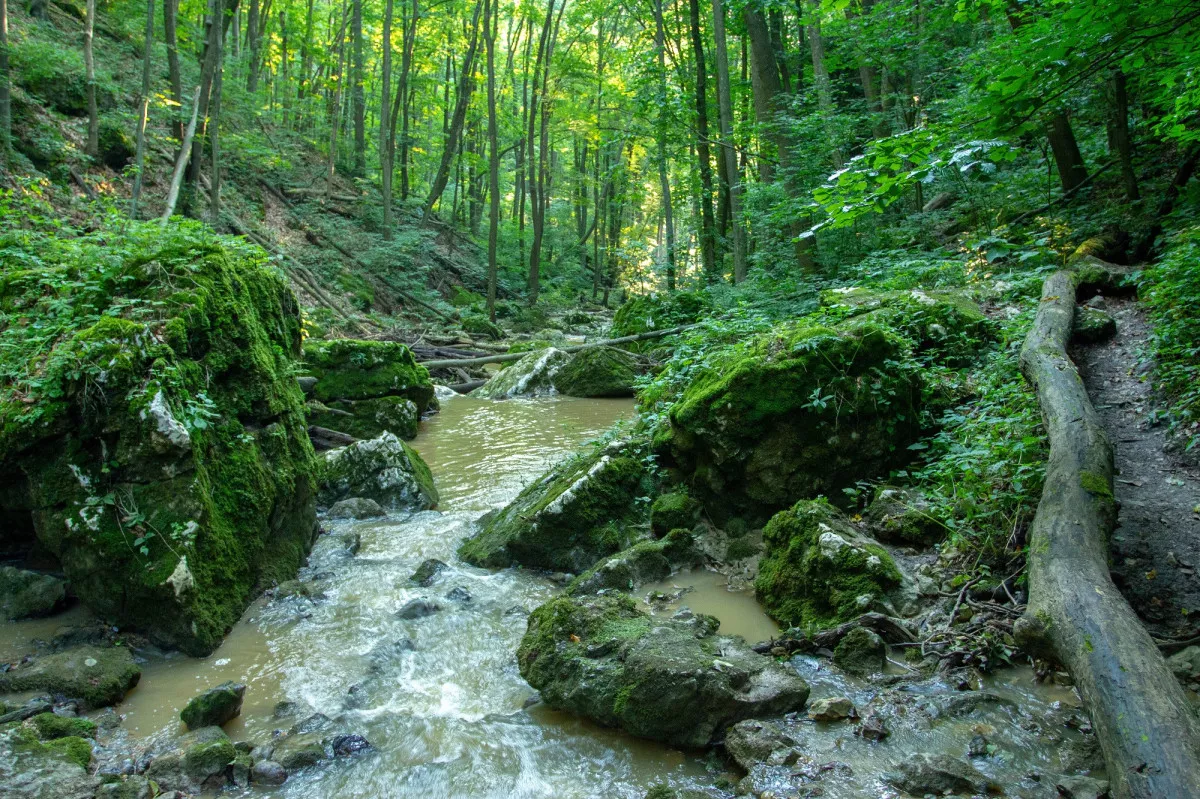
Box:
[160,87,201,223]
[418,325,693,370]
[308,425,356,451]
[1014,268,1200,798]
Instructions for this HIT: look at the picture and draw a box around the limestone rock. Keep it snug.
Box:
[649,493,701,537]
[551,346,640,398]
[409,558,448,587]
[887,753,988,796]
[1072,306,1118,344]
[807,696,856,722]
[318,432,438,511]
[611,291,711,339]
[326,497,387,519]
[517,594,809,748]
[144,726,236,794]
[180,681,246,729]
[0,566,67,620]
[863,486,944,546]
[0,645,140,708]
[833,627,887,676]
[476,348,571,399]
[0,722,99,799]
[566,529,701,596]
[723,719,804,770]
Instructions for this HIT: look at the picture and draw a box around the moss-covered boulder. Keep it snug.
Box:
[610,291,711,339]
[181,681,246,729]
[862,486,945,546]
[832,626,887,675]
[317,433,437,511]
[458,440,648,573]
[552,346,641,398]
[566,529,701,595]
[476,348,571,399]
[756,499,907,631]
[0,645,140,708]
[462,314,504,341]
[0,722,98,799]
[0,224,319,655]
[654,321,921,522]
[649,492,701,536]
[818,287,992,364]
[25,713,96,741]
[301,339,432,440]
[517,594,809,747]
[144,726,236,794]
[1072,306,1117,344]
[0,566,67,620]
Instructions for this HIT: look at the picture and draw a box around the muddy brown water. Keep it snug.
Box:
[2,395,1101,798]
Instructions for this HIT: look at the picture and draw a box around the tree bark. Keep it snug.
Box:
[484,0,499,320]
[397,0,418,200]
[688,0,717,283]
[380,0,394,238]
[1015,268,1200,799]
[245,0,260,91]
[1105,71,1139,202]
[130,0,156,216]
[209,0,224,224]
[1134,145,1199,261]
[653,0,676,291]
[0,0,9,162]
[807,0,841,169]
[351,0,365,175]
[743,6,780,184]
[1047,111,1088,193]
[711,0,746,282]
[162,88,202,222]
[84,0,98,158]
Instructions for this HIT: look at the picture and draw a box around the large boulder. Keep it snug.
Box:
[144,726,236,794]
[566,529,702,595]
[0,645,140,709]
[458,439,648,573]
[476,347,571,399]
[862,485,945,546]
[0,227,319,655]
[518,594,809,747]
[0,566,67,620]
[317,433,438,511]
[0,721,98,799]
[755,499,908,631]
[653,321,921,522]
[301,339,433,440]
[181,681,246,729]
[551,347,640,398]
[610,291,711,339]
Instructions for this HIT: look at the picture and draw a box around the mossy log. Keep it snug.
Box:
[1015,269,1200,798]
[418,325,691,370]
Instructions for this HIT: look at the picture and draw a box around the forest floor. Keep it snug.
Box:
[1076,296,1200,642]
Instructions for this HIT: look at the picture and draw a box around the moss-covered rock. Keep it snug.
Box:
[0,645,140,708]
[25,713,96,741]
[301,339,433,440]
[458,440,648,573]
[517,593,809,747]
[0,566,67,620]
[818,287,993,364]
[649,492,701,536]
[476,348,571,399]
[566,529,702,595]
[0,225,319,655]
[551,347,641,398]
[180,681,246,729]
[1071,306,1117,344]
[462,314,504,341]
[611,291,711,339]
[0,722,98,798]
[144,726,236,793]
[654,321,921,522]
[317,433,437,511]
[832,626,886,675]
[755,499,906,631]
[862,486,945,546]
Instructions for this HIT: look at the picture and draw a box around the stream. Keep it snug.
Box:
[3,395,1103,798]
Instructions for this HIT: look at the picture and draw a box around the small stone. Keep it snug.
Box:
[326,497,387,520]
[289,713,333,735]
[396,599,441,619]
[445,586,473,603]
[0,566,68,620]
[331,733,372,757]
[250,759,287,786]
[968,733,989,757]
[832,627,886,676]
[180,682,246,730]
[409,559,448,587]
[888,753,987,796]
[808,696,856,722]
[272,700,298,719]
[1054,774,1111,798]
[858,711,889,741]
[272,732,327,771]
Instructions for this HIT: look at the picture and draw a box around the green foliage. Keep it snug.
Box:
[1142,226,1200,453]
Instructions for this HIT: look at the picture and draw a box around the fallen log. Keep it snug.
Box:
[447,379,487,394]
[418,325,693,370]
[308,425,357,451]
[810,612,918,648]
[1014,269,1200,798]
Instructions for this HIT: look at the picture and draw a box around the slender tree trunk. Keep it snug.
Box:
[130,0,156,218]
[352,0,365,175]
[298,0,315,118]
[162,87,201,221]
[423,0,484,218]
[327,0,348,185]
[688,0,717,282]
[246,0,260,91]
[1106,71,1139,201]
[188,2,223,197]
[653,0,676,290]
[526,0,563,304]
[398,0,418,199]
[807,0,841,168]
[711,0,746,281]
[1047,111,1088,193]
[279,10,290,126]
[484,0,500,320]
[744,6,780,184]
[84,0,99,158]
[380,0,394,238]
[209,0,224,223]
[0,0,9,161]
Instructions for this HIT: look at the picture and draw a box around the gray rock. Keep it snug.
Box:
[289,713,334,735]
[1054,774,1111,798]
[273,732,327,771]
[445,586,473,603]
[318,433,438,511]
[0,645,140,709]
[331,733,372,756]
[95,775,153,799]
[888,753,987,796]
[0,566,67,620]
[476,348,571,399]
[807,696,855,722]
[723,719,803,770]
[397,599,441,619]
[326,497,387,520]
[0,723,99,799]
[250,759,288,785]
[144,726,235,794]
[832,627,886,676]
[1167,645,1200,683]
[180,681,246,730]
[409,558,448,587]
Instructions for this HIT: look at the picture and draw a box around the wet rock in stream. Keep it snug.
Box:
[409,557,448,586]
[180,681,246,730]
[396,598,442,619]
[0,645,141,709]
[887,752,992,796]
[326,497,388,519]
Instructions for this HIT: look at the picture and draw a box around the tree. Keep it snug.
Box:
[380,0,394,237]
[84,0,98,158]
[351,0,365,175]
[0,0,10,161]
[710,0,745,282]
[688,0,717,282]
[484,0,500,319]
[130,0,156,218]
[652,0,676,290]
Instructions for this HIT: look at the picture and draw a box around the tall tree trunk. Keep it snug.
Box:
[351,0,365,175]
[688,0,717,282]
[484,0,499,320]
[1106,71,1139,202]
[807,0,841,168]
[744,6,780,184]
[0,0,9,161]
[653,0,676,290]
[130,0,156,218]
[423,0,484,219]
[380,0,394,238]
[298,0,315,115]
[162,87,201,221]
[711,0,746,282]
[187,0,223,202]
[279,10,290,126]
[398,0,418,199]
[84,0,98,158]
[165,0,184,139]
[327,0,348,185]
[526,0,564,305]
[209,0,224,223]
[246,0,260,91]
[1047,111,1088,193]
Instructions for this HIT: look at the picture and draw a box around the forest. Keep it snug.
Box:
[2,0,1200,797]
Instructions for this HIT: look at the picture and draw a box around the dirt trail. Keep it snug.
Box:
[1075,296,1200,641]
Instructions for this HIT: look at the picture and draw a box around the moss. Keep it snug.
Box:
[725,537,760,561]
[307,396,420,440]
[611,291,711,340]
[302,339,434,411]
[657,321,922,521]
[451,287,485,308]
[10,725,93,769]
[566,529,700,595]
[459,441,649,573]
[755,499,903,631]
[0,645,141,709]
[0,222,319,656]
[649,492,700,536]
[336,272,376,311]
[1072,306,1117,344]
[1080,470,1113,500]
[552,347,640,398]
[462,314,504,341]
[27,713,97,741]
